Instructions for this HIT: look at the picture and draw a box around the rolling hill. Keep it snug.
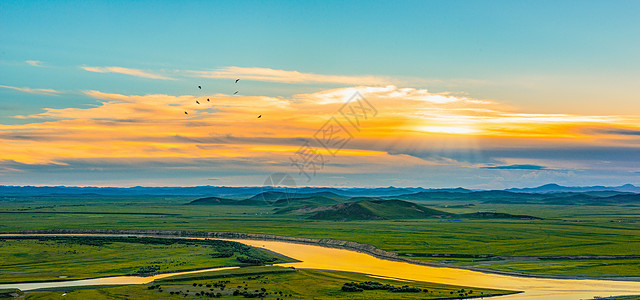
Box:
[307,199,453,221]
[295,199,543,221]
[392,190,547,202]
[187,196,238,205]
[506,183,640,193]
[186,188,640,207]
[248,191,347,202]
[392,189,640,205]
[271,195,345,207]
[460,212,543,220]
[186,197,265,206]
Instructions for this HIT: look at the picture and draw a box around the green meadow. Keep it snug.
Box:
[1,195,639,278]
[22,266,517,299]
[0,236,290,283]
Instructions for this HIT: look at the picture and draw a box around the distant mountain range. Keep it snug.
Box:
[187,196,543,221]
[505,183,640,193]
[4,184,638,221]
[182,185,640,221]
[0,185,467,197]
[1,184,638,198]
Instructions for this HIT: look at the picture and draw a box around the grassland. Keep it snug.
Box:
[1,195,639,277]
[22,266,517,299]
[476,258,640,277]
[0,236,289,283]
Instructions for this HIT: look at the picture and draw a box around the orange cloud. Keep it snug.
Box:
[1,85,639,170]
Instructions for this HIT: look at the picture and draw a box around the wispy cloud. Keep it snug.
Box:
[81,66,175,80]
[188,66,389,85]
[482,164,548,170]
[25,60,44,67]
[295,85,493,105]
[0,85,61,96]
[595,128,640,136]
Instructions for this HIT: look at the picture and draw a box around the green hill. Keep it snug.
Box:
[249,191,346,202]
[394,190,548,203]
[538,193,640,205]
[460,212,543,220]
[539,194,598,205]
[272,195,345,207]
[186,197,265,206]
[186,196,239,205]
[308,199,452,221]
[272,196,348,215]
[600,193,640,203]
[347,196,385,202]
[281,198,542,221]
[188,193,348,207]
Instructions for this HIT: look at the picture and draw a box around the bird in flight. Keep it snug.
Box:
[235,79,240,83]
[184,111,188,115]
[198,85,201,89]
[233,91,238,95]
[207,98,210,102]
[257,115,261,118]
[196,100,200,104]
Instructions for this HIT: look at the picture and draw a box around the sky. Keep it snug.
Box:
[1,0,639,188]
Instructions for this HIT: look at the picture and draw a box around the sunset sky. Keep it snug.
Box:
[1,1,639,188]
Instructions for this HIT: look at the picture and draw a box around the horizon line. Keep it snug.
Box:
[0,183,637,190]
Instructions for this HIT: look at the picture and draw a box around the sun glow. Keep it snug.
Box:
[418,126,479,135]
[2,85,639,171]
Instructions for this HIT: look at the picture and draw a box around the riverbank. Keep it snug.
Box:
[3,266,518,300]
[3,228,640,282]
[3,231,640,299]
[0,234,292,284]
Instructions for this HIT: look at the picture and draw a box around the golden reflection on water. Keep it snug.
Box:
[1,234,638,299]
[229,239,640,300]
[0,267,238,291]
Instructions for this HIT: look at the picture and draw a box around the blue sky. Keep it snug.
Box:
[1,1,639,187]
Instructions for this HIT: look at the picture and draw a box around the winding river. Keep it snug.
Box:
[0,266,238,292]
[1,234,639,299]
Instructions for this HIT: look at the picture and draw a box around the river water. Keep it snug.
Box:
[1,234,639,299]
[231,239,640,300]
[0,266,238,292]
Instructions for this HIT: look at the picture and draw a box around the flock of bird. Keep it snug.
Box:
[184,79,260,118]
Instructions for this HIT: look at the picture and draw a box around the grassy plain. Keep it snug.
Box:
[0,236,288,283]
[22,266,517,299]
[1,195,639,277]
